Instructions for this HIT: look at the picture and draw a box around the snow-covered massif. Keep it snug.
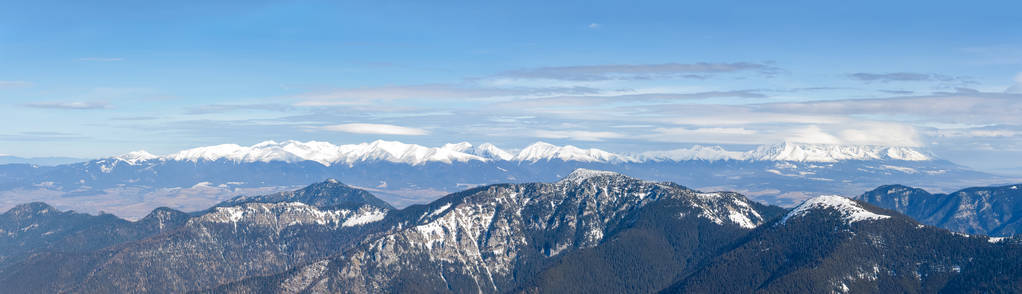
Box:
[108,140,932,167]
[8,139,994,219]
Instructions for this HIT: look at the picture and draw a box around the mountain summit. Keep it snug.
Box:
[215,178,394,210]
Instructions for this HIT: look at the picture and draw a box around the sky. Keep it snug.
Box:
[1,0,1021,174]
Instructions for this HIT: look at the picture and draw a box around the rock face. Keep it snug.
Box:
[666,196,1022,294]
[211,169,783,293]
[857,184,1022,236]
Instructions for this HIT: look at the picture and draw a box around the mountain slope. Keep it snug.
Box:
[0,202,187,268]
[215,178,394,210]
[667,196,1022,293]
[0,179,393,293]
[857,184,1022,236]
[209,169,783,293]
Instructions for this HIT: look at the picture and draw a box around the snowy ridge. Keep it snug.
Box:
[514,142,635,163]
[747,142,930,162]
[264,170,776,293]
[195,202,386,230]
[638,145,746,162]
[113,151,159,165]
[640,142,929,162]
[557,168,623,185]
[165,140,489,166]
[108,140,931,166]
[781,195,891,225]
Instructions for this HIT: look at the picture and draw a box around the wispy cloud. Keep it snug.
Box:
[496,62,780,81]
[24,101,110,110]
[110,116,161,121]
[532,129,626,141]
[758,93,1022,124]
[0,131,89,141]
[495,90,767,109]
[319,123,429,135]
[0,81,32,88]
[1007,72,1022,93]
[587,23,601,29]
[185,103,293,115]
[294,84,598,106]
[848,72,973,85]
[77,57,125,62]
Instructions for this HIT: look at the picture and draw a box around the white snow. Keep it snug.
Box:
[747,142,929,162]
[514,142,636,163]
[198,202,386,229]
[163,140,494,166]
[473,143,515,161]
[638,145,746,162]
[781,195,891,224]
[640,142,929,162]
[426,203,453,219]
[727,210,758,229]
[686,194,764,229]
[113,150,159,165]
[557,168,621,185]
[98,140,932,167]
[988,237,1007,243]
[341,207,387,227]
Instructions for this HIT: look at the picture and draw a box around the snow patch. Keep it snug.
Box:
[341,207,387,227]
[426,203,453,219]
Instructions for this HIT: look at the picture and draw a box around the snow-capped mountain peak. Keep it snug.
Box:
[90,140,933,168]
[113,150,159,165]
[638,145,746,162]
[748,142,930,162]
[473,143,514,161]
[781,195,891,224]
[514,142,635,163]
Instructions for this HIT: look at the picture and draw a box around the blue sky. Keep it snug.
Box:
[2,0,1022,174]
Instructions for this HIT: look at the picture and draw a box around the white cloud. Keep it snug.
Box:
[496,62,779,81]
[653,127,756,136]
[836,123,921,146]
[787,125,842,144]
[25,101,110,110]
[532,130,626,141]
[0,81,32,88]
[320,123,429,135]
[588,23,601,29]
[1008,72,1022,93]
[932,128,1017,138]
[293,84,593,106]
[970,130,1016,137]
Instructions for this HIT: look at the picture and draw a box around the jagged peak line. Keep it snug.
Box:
[104,140,932,166]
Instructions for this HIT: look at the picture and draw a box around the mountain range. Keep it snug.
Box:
[857,184,1022,237]
[0,170,1018,293]
[1,140,1011,219]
